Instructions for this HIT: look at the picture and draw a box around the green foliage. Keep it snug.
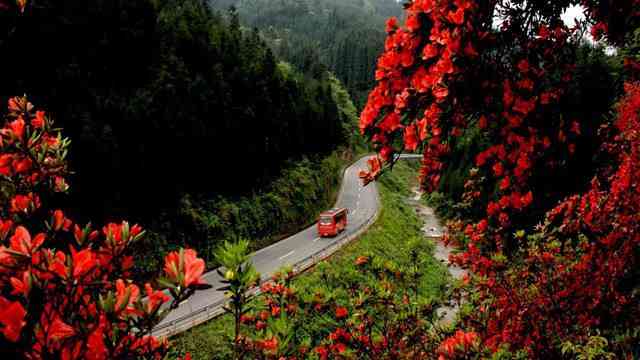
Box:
[215,240,253,271]
[209,0,403,107]
[215,240,259,358]
[154,150,357,273]
[0,0,354,237]
[170,160,450,359]
[561,334,616,360]
[0,0,366,283]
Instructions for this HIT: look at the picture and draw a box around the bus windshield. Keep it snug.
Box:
[319,216,333,225]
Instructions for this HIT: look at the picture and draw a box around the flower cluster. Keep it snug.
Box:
[0,97,207,358]
[361,0,640,357]
[237,252,447,359]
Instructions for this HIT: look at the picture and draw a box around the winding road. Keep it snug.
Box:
[153,154,421,337]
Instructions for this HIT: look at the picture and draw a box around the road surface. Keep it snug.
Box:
[153,154,421,337]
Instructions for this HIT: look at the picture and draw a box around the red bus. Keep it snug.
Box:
[317,208,348,237]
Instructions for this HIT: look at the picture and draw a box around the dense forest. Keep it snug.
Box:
[0,0,360,276]
[209,0,403,106]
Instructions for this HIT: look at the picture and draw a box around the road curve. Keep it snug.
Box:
[153,154,421,337]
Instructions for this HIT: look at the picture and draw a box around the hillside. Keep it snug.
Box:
[209,0,403,106]
[0,0,361,278]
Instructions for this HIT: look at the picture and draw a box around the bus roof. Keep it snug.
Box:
[320,208,347,217]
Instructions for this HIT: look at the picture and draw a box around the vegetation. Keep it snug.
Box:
[0,0,367,280]
[2,0,640,358]
[170,160,450,359]
[209,0,403,106]
[0,95,210,358]
[359,0,640,357]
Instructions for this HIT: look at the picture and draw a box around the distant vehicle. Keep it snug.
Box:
[317,208,348,237]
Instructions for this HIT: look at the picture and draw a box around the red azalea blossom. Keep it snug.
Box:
[0,297,26,342]
[71,248,96,278]
[10,226,45,255]
[46,316,75,343]
[335,306,348,319]
[164,248,206,288]
[386,17,398,33]
[31,110,45,128]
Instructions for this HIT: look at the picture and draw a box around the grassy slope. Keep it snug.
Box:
[169,160,450,359]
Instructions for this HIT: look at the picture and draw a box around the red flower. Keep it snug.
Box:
[379,145,393,161]
[10,226,45,255]
[517,78,534,91]
[86,328,107,360]
[521,191,533,207]
[335,306,348,319]
[447,8,465,25]
[0,297,26,342]
[115,279,140,315]
[422,44,440,60]
[258,337,278,352]
[333,342,347,353]
[53,176,69,193]
[103,221,143,249]
[144,283,169,314]
[12,157,31,173]
[404,124,419,151]
[0,154,12,176]
[378,112,401,133]
[10,193,38,213]
[499,177,510,191]
[590,22,608,40]
[315,346,329,360]
[476,151,489,166]
[478,115,488,129]
[355,255,369,266]
[406,14,420,32]
[239,314,255,324]
[477,219,488,233]
[163,249,206,288]
[46,316,75,343]
[433,85,449,102]
[517,59,530,73]
[385,17,398,33]
[8,117,25,140]
[10,271,30,297]
[71,248,96,278]
[513,97,536,115]
[487,202,499,217]
[32,111,46,128]
[503,80,514,107]
[52,210,72,231]
[492,162,504,177]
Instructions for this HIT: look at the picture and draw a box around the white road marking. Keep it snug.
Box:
[313,237,321,242]
[279,250,295,260]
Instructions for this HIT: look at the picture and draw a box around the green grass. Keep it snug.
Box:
[169,160,450,359]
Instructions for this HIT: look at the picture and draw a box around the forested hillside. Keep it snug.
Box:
[210,0,403,106]
[0,0,359,277]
